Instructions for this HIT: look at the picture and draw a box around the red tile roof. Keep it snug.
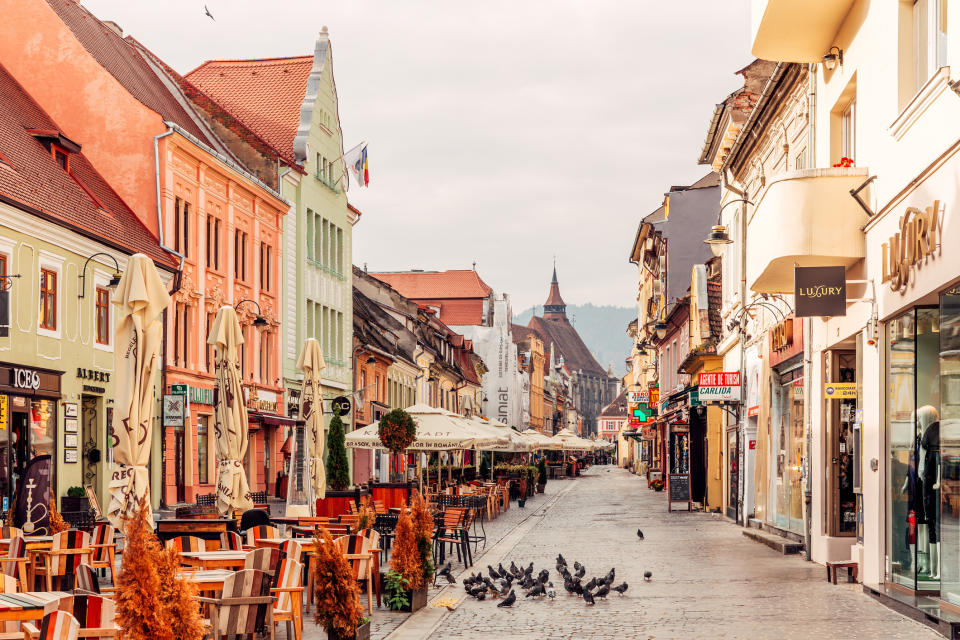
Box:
[45,0,213,146]
[455,348,482,385]
[185,56,313,167]
[0,64,176,268]
[370,270,493,300]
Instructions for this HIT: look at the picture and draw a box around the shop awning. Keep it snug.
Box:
[248,411,297,427]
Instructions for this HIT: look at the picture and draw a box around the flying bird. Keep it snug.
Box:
[497,590,516,607]
[203,4,215,20]
[612,582,629,595]
[643,571,653,581]
[637,529,644,540]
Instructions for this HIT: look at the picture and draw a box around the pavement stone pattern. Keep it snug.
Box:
[301,466,942,639]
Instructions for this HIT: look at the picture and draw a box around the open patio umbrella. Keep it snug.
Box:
[296,338,326,514]
[552,428,596,451]
[209,306,254,516]
[469,417,529,452]
[106,254,171,528]
[520,429,562,451]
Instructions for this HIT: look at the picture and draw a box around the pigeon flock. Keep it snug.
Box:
[454,551,646,608]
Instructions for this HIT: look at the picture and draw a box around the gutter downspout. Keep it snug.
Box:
[804,62,817,563]
[154,125,184,511]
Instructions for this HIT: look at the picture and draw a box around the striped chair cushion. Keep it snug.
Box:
[215,569,272,637]
[89,524,114,563]
[220,531,243,551]
[4,535,25,577]
[273,558,303,613]
[243,547,284,579]
[0,526,22,539]
[49,530,91,581]
[74,564,99,594]
[38,611,80,640]
[279,539,303,564]
[165,536,207,553]
[333,535,372,580]
[245,525,279,547]
[72,594,115,629]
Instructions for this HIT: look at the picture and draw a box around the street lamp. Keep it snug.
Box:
[78,252,122,298]
[234,299,268,327]
[704,198,753,257]
[822,46,843,71]
[653,323,668,339]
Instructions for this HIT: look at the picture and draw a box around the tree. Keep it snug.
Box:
[312,527,363,637]
[115,499,169,640]
[326,406,351,491]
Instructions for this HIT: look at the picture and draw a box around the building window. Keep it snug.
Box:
[197,415,209,484]
[39,268,56,331]
[260,331,271,383]
[306,210,314,261]
[259,242,272,291]
[234,230,248,281]
[206,216,221,270]
[95,287,110,345]
[52,145,69,170]
[841,101,855,161]
[174,197,190,257]
[173,302,190,368]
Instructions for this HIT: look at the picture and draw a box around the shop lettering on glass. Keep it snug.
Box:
[882,200,942,293]
[12,368,39,390]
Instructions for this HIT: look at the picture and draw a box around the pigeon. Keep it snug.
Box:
[510,561,520,575]
[583,589,596,605]
[488,565,500,580]
[520,576,536,589]
[525,562,534,576]
[497,589,516,607]
[575,566,586,579]
[500,578,512,592]
[563,579,576,595]
[557,553,567,566]
[547,582,556,599]
[524,583,544,598]
[538,569,550,584]
[584,577,597,592]
[498,563,509,578]
[637,529,644,540]
[573,561,583,572]
[612,582,629,595]
[643,571,653,581]
[572,579,584,597]
[475,591,486,601]
[203,4,215,20]
[438,564,455,584]
[595,584,610,599]
[603,569,616,586]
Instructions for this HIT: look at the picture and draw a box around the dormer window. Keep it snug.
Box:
[52,145,69,171]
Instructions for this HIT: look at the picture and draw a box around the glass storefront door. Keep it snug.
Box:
[939,288,960,603]
[773,376,805,533]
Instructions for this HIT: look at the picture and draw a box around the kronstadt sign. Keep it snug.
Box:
[882,200,942,294]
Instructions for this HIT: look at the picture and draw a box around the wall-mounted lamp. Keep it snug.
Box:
[704,199,753,257]
[234,299,268,327]
[365,356,377,365]
[78,252,121,299]
[653,323,668,339]
[823,46,843,71]
[427,376,437,383]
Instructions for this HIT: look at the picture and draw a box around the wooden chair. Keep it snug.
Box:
[278,540,303,565]
[244,547,284,580]
[164,536,207,553]
[88,524,116,585]
[36,531,92,592]
[0,527,22,540]
[27,611,80,640]
[219,531,244,551]
[0,535,28,592]
[0,573,19,639]
[271,558,304,640]
[245,525,279,547]
[198,569,275,640]
[373,500,387,514]
[74,564,115,597]
[64,594,118,638]
[332,535,374,615]
[434,508,472,568]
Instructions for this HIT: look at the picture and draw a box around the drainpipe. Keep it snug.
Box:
[154,125,185,510]
[803,63,818,562]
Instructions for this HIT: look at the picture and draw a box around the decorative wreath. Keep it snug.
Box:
[378,409,417,453]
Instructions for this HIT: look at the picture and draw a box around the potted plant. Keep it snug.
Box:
[651,478,665,492]
[312,527,366,640]
[355,497,375,533]
[326,407,351,491]
[61,486,88,513]
[536,458,547,493]
[386,491,432,611]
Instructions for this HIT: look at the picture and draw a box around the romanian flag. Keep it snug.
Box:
[345,143,369,189]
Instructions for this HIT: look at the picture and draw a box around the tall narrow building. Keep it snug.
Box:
[527,266,617,436]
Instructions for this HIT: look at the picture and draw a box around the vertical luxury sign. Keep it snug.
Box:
[882,201,941,293]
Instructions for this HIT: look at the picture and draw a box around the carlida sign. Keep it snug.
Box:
[698,372,741,403]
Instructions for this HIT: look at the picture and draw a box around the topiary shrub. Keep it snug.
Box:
[326,406,351,491]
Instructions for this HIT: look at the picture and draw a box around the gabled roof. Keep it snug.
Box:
[369,270,493,300]
[527,315,606,376]
[46,0,213,146]
[599,388,629,418]
[185,55,314,167]
[0,64,176,267]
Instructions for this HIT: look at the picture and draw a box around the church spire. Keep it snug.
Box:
[544,262,566,319]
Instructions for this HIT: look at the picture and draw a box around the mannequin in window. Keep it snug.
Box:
[917,405,940,579]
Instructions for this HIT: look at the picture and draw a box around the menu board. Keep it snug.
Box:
[668,473,690,511]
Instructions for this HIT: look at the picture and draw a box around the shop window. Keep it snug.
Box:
[197,416,209,484]
[39,268,57,331]
[95,286,110,345]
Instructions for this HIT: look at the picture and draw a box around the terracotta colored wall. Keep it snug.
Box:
[412,298,485,326]
[0,0,166,233]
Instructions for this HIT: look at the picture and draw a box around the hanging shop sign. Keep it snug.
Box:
[770,319,793,352]
[881,200,941,294]
[0,395,6,431]
[331,395,352,416]
[795,266,846,317]
[162,394,186,427]
[698,372,741,402]
[824,382,857,399]
[629,390,648,404]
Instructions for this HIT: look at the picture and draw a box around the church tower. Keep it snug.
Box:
[543,264,567,320]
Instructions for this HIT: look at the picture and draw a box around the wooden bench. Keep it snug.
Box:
[826,560,858,584]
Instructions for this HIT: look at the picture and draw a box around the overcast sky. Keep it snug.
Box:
[86,0,751,311]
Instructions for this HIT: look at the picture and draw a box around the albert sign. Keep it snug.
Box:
[698,371,742,403]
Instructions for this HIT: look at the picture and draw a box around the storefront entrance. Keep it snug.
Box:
[727,428,738,520]
[772,370,804,533]
[826,350,858,537]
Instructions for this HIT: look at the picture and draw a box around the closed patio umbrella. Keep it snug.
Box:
[209,306,254,516]
[107,254,170,528]
[296,338,326,513]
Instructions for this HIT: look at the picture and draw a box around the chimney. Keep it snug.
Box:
[103,21,123,37]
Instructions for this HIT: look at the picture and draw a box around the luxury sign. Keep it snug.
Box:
[698,371,741,403]
[882,200,942,294]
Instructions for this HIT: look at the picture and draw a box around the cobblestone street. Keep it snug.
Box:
[358,466,942,640]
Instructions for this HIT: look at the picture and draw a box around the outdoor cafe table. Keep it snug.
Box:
[0,537,54,591]
[178,569,235,592]
[0,591,71,624]
[180,550,247,571]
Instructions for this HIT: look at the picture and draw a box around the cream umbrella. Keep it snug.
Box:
[106,254,171,528]
[469,417,529,452]
[520,429,562,451]
[209,306,254,515]
[296,338,326,515]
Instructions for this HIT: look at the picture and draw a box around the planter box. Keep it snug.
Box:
[61,496,89,513]
[327,621,371,640]
[385,586,428,612]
